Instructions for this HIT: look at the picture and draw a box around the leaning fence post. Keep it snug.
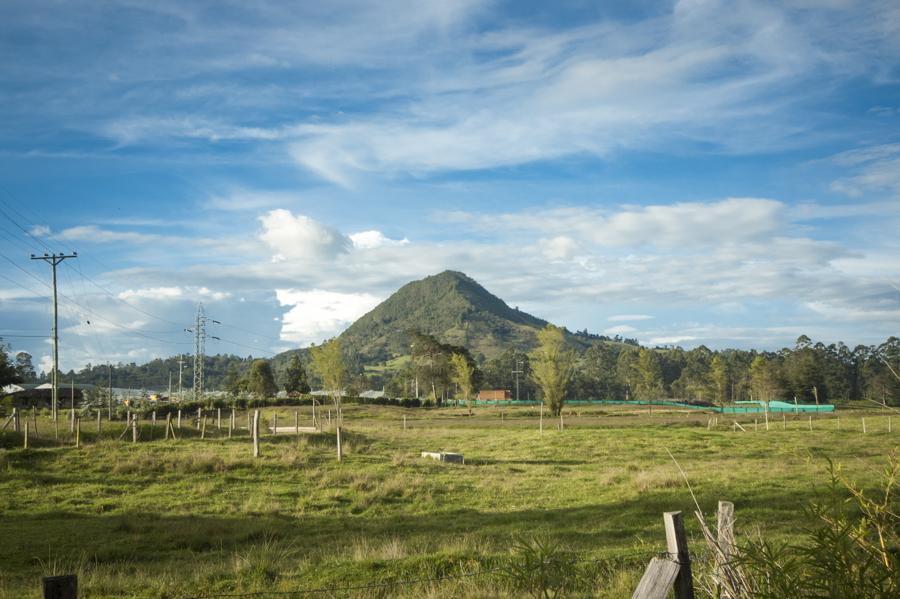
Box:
[42,574,77,599]
[664,511,694,599]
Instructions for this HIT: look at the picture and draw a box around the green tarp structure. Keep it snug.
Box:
[451,399,835,413]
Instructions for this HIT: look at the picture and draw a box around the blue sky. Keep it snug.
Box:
[0,0,898,374]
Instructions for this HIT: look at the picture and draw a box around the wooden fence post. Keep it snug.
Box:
[228,410,234,439]
[177,409,181,429]
[862,417,867,434]
[12,407,19,433]
[336,425,342,462]
[252,410,260,458]
[42,574,77,599]
[165,413,171,440]
[273,412,278,436]
[217,408,222,430]
[23,420,28,449]
[97,410,102,434]
[403,414,407,430]
[201,416,207,439]
[75,417,80,448]
[808,416,812,431]
[664,511,694,599]
[717,501,735,563]
[196,407,202,429]
[132,415,137,443]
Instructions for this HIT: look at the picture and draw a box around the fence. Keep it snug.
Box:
[36,504,728,598]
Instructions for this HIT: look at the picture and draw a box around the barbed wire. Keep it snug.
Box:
[178,548,695,599]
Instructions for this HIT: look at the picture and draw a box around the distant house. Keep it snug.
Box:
[359,389,386,399]
[477,389,512,401]
[2,382,91,408]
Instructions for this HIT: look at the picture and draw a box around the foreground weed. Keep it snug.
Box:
[504,534,579,599]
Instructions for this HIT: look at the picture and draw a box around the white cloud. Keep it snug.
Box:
[258,209,350,262]
[118,287,183,301]
[454,198,785,249]
[349,230,410,249]
[54,225,159,244]
[38,354,52,375]
[829,144,900,197]
[647,335,699,346]
[276,288,382,345]
[608,314,654,322]
[29,224,51,237]
[604,325,637,335]
[538,235,579,260]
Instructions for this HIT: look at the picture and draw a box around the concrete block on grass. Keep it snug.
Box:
[421,451,465,464]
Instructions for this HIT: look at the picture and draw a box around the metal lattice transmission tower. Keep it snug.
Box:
[185,304,219,401]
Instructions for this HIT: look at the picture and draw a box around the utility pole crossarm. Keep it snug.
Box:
[30,252,77,422]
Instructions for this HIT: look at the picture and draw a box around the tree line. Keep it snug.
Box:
[2,333,897,409]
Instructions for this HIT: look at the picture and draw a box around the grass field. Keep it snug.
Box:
[0,403,897,598]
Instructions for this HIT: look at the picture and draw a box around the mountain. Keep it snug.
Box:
[337,270,550,362]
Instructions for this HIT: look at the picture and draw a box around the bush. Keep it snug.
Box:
[733,457,899,599]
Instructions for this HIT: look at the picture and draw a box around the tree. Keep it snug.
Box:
[530,325,575,416]
[284,353,310,395]
[709,355,729,404]
[635,348,664,400]
[14,351,35,382]
[224,363,246,397]
[749,355,778,402]
[449,352,475,412]
[246,359,278,398]
[0,342,19,387]
[311,339,346,420]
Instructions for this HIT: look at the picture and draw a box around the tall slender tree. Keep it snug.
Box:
[311,339,346,421]
[530,324,575,416]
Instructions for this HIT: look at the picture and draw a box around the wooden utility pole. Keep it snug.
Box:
[31,252,77,423]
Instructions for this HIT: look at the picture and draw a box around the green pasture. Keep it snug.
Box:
[0,403,896,598]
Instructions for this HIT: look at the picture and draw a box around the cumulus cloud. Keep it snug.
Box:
[349,230,410,249]
[276,288,382,345]
[258,209,350,262]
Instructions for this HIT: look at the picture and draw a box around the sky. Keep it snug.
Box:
[0,0,898,374]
